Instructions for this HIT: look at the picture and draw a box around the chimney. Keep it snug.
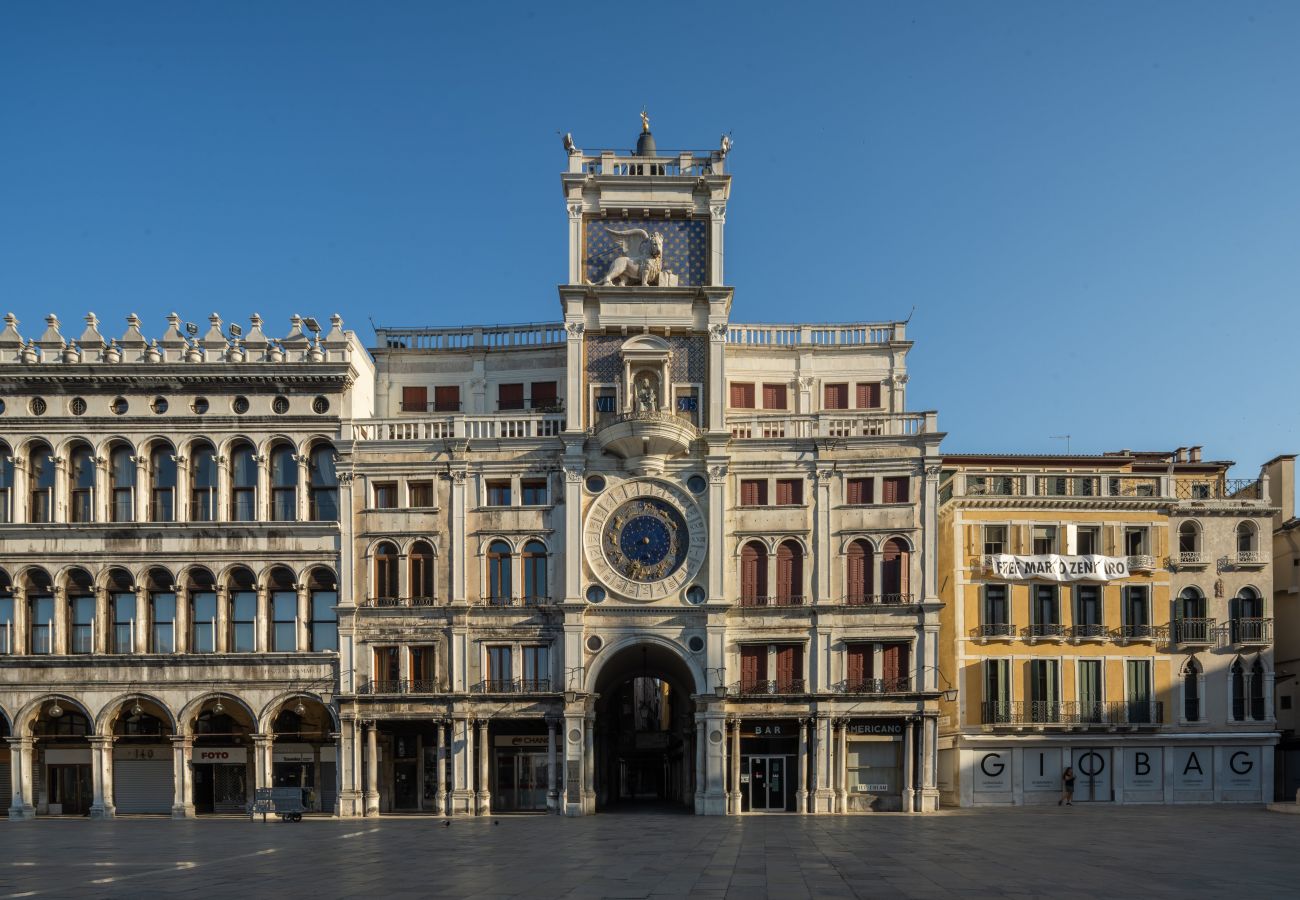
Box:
[1189,446,1201,463]
[1174,447,1187,463]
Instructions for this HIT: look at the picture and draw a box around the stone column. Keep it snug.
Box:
[337,718,358,817]
[7,737,35,819]
[546,717,559,814]
[214,585,229,653]
[254,582,269,653]
[52,584,67,655]
[463,718,476,813]
[814,714,833,813]
[94,453,110,522]
[295,453,310,522]
[476,719,491,815]
[432,720,445,815]
[173,584,189,654]
[11,586,27,655]
[174,449,189,521]
[729,718,742,814]
[562,714,584,816]
[364,722,379,816]
[901,719,915,813]
[88,736,114,819]
[922,716,938,812]
[450,471,467,603]
[296,582,310,652]
[694,714,706,814]
[51,454,67,524]
[255,452,270,522]
[134,454,148,523]
[134,585,149,654]
[215,450,230,523]
[797,717,809,814]
[94,584,110,654]
[836,720,848,813]
[583,715,595,814]
[171,735,195,818]
[252,733,274,796]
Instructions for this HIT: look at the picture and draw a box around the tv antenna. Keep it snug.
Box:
[1050,435,1072,454]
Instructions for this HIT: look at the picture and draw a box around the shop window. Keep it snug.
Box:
[846,477,873,505]
[762,383,787,410]
[740,479,768,506]
[498,383,525,411]
[823,383,848,410]
[433,385,460,412]
[775,479,803,506]
[881,476,909,504]
[521,479,548,506]
[408,481,435,508]
[486,480,512,507]
[847,741,898,795]
[401,385,427,413]
[373,482,398,509]
[856,382,882,409]
[729,382,755,409]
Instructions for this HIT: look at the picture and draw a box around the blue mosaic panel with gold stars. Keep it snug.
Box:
[584,218,708,286]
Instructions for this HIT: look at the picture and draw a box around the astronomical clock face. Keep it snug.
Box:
[584,478,707,602]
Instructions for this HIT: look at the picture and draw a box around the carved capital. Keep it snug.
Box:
[892,373,909,386]
[449,470,467,485]
[708,323,727,341]
[565,322,585,337]
[710,204,726,222]
[708,464,727,483]
[814,468,837,482]
[337,471,355,485]
[563,466,584,483]
[567,203,583,220]
[797,376,815,389]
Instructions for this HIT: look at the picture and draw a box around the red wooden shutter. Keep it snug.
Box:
[730,382,755,408]
[401,386,427,412]
[763,383,787,409]
[741,543,762,605]
[776,479,802,505]
[777,645,803,690]
[846,540,868,602]
[530,381,557,407]
[433,385,460,411]
[847,644,870,686]
[882,539,909,595]
[498,383,524,410]
[741,480,759,506]
[776,542,794,602]
[824,383,848,409]
[741,646,765,687]
[882,643,910,688]
[883,476,909,504]
[856,382,882,409]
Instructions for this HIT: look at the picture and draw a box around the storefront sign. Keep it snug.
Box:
[495,735,549,749]
[1123,748,1162,791]
[113,746,167,761]
[44,749,91,765]
[1224,748,1260,790]
[974,751,1012,792]
[741,721,795,737]
[274,752,315,763]
[847,720,905,736]
[1172,747,1212,790]
[1024,749,1061,792]
[196,748,247,764]
[985,554,1129,582]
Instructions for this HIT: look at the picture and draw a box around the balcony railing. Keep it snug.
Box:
[1175,618,1216,645]
[375,321,566,351]
[358,679,440,695]
[727,411,935,440]
[484,595,552,608]
[1175,478,1265,500]
[734,679,807,696]
[1235,550,1267,566]
[472,678,553,694]
[348,412,566,443]
[1127,554,1156,572]
[1022,623,1065,642]
[1067,624,1109,642]
[739,595,806,608]
[1230,617,1272,646]
[1175,550,1207,567]
[972,623,1016,641]
[1112,623,1167,644]
[360,596,439,608]
[843,593,915,606]
[834,678,912,695]
[726,322,904,346]
[982,700,1163,727]
[950,473,1169,500]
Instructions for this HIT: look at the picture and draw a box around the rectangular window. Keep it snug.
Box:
[151,593,176,654]
[112,594,135,654]
[1076,526,1100,556]
[845,478,873,505]
[740,479,768,506]
[408,481,435,508]
[1032,525,1057,555]
[498,383,525,411]
[845,642,873,689]
[1028,659,1060,722]
[192,591,217,654]
[529,381,559,411]
[485,480,512,507]
[373,482,398,509]
[1124,527,1149,556]
[741,645,768,690]
[1032,584,1060,628]
[856,382,882,409]
[846,741,899,795]
[1078,659,1103,722]
[374,646,400,689]
[230,591,256,653]
[983,525,1008,555]
[433,385,460,412]
[823,383,849,410]
[776,644,804,692]
[983,585,1009,628]
[409,646,434,688]
[775,478,803,506]
[729,382,755,409]
[762,383,787,410]
[271,591,297,652]
[985,658,1011,722]
[401,385,428,413]
[29,596,54,654]
[881,643,910,691]
[70,596,95,654]
[1075,586,1102,628]
[882,476,909,504]
[1126,659,1154,723]
[522,645,550,690]
[310,590,338,652]
[487,646,513,690]
[521,478,548,506]
[1123,585,1150,627]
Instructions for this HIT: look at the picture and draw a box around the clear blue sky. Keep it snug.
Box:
[3,2,1298,477]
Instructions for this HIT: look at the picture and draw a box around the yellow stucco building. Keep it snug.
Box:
[938,450,1276,806]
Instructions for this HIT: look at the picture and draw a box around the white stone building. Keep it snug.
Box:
[0,311,373,817]
[334,124,946,817]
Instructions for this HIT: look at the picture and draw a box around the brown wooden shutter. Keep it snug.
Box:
[530,381,557,407]
[846,540,872,602]
[730,382,755,408]
[883,476,909,504]
[882,539,909,595]
[776,542,794,602]
[856,382,882,409]
[824,383,848,409]
[847,644,870,686]
[763,383,787,409]
[433,385,460,412]
[882,643,909,687]
[741,542,763,605]
[742,646,765,687]
[777,645,803,690]
[498,383,524,410]
[776,479,801,505]
[401,386,427,413]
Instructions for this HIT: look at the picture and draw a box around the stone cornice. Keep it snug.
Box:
[0,367,350,392]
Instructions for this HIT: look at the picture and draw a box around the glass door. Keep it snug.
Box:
[48,764,92,815]
[766,757,785,810]
[748,757,769,810]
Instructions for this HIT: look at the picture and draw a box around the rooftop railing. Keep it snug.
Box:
[347,412,566,442]
[568,149,722,177]
[726,322,903,346]
[375,322,567,351]
[728,411,934,440]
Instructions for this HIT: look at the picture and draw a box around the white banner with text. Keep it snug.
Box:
[986,553,1130,582]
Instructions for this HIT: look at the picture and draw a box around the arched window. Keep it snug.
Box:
[740,541,767,607]
[1250,659,1267,721]
[374,542,399,602]
[66,568,95,655]
[1231,659,1246,721]
[0,568,14,655]
[1237,521,1257,554]
[28,441,54,524]
[522,540,547,605]
[107,567,135,654]
[776,540,804,605]
[190,442,217,522]
[1177,521,1199,555]
[109,444,135,522]
[410,541,435,603]
[268,566,297,652]
[1231,587,1265,644]
[845,539,874,605]
[229,442,257,522]
[68,444,95,523]
[228,567,257,652]
[189,568,217,654]
[150,443,177,522]
[145,567,176,654]
[307,567,338,652]
[1176,587,1207,643]
[487,540,512,605]
[1182,658,1202,722]
[0,442,13,523]
[881,538,911,598]
[26,568,54,654]
[308,442,338,521]
[270,444,297,522]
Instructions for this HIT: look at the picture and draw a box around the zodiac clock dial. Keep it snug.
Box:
[604,498,688,582]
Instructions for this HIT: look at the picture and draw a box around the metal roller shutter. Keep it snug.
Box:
[0,763,10,808]
[320,762,337,814]
[113,760,173,814]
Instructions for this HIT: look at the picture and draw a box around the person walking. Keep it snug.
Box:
[1059,767,1075,806]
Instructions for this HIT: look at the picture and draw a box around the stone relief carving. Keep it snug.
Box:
[708,464,728,483]
[594,228,679,287]
[563,466,584,483]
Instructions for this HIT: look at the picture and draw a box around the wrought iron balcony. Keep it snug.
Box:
[1175,550,1207,568]
[738,595,806,608]
[843,593,915,607]
[1112,623,1167,644]
[834,678,912,695]
[1021,623,1065,643]
[472,678,553,694]
[981,700,1163,727]
[1174,618,1216,645]
[360,596,439,609]
[734,679,807,696]
[1230,617,1272,646]
[1235,550,1267,567]
[358,679,441,695]
[1067,624,1110,643]
[483,595,553,608]
[972,623,1016,642]
[1127,554,1157,572]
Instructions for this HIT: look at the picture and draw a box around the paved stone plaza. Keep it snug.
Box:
[1,807,1297,899]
